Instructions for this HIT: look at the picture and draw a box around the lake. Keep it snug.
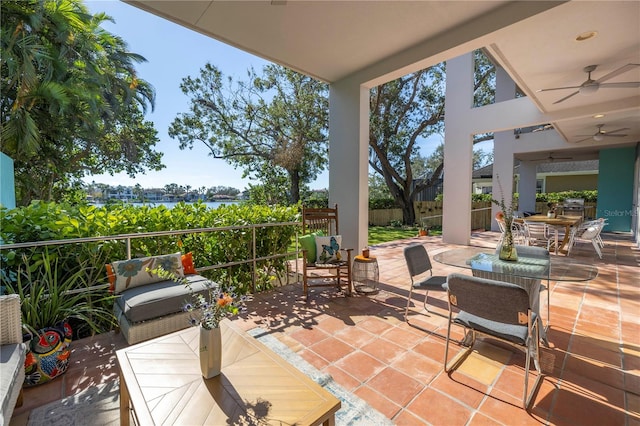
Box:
[91,201,240,209]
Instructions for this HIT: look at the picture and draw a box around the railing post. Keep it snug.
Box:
[1,221,301,296]
[252,226,257,293]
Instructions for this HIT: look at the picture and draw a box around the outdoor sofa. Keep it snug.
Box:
[0,294,26,426]
[109,252,211,345]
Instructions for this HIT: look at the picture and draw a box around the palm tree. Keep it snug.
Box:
[1,0,159,205]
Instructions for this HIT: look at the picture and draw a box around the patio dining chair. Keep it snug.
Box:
[579,218,606,249]
[403,244,465,342]
[567,219,604,259]
[403,244,448,323]
[497,218,527,246]
[523,221,554,250]
[512,221,528,245]
[490,244,551,333]
[443,273,543,409]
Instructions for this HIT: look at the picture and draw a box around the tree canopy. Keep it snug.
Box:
[169,63,329,205]
[424,142,493,174]
[369,50,496,225]
[1,0,163,205]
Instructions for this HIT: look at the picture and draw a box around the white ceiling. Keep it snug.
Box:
[484,1,640,161]
[126,0,640,162]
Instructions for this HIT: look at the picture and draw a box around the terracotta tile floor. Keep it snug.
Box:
[10,231,640,425]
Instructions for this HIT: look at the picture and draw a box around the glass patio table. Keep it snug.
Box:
[433,246,598,282]
[433,246,598,343]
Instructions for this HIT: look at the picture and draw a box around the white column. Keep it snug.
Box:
[492,133,516,228]
[328,79,369,252]
[518,161,538,214]
[443,53,474,245]
[491,65,517,230]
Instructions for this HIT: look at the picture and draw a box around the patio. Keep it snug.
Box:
[10,230,639,425]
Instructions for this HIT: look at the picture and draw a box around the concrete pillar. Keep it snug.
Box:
[493,132,516,228]
[490,65,517,230]
[443,53,474,244]
[328,79,369,252]
[518,161,538,214]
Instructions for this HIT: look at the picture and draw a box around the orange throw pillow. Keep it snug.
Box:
[182,252,196,275]
[105,264,116,293]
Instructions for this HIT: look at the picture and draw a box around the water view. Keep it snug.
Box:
[91,201,240,209]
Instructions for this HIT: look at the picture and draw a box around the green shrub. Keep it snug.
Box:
[436,190,597,203]
[3,249,116,337]
[369,198,397,209]
[0,201,299,332]
[535,190,597,203]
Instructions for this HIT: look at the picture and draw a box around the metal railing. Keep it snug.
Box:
[0,221,301,294]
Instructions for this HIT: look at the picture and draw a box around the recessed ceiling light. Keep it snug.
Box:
[593,114,605,119]
[576,31,598,42]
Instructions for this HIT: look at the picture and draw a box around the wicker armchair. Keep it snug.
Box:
[0,294,26,425]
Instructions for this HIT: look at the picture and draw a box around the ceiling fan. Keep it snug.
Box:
[530,152,573,162]
[537,63,640,104]
[574,124,629,143]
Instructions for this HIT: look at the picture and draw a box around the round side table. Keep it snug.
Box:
[352,255,379,295]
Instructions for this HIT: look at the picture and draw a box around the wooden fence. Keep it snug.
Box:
[369,201,597,229]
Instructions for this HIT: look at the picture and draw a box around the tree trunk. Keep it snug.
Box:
[401,203,416,226]
[289,170,300,204]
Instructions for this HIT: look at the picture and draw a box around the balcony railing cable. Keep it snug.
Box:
[0,221,301,294]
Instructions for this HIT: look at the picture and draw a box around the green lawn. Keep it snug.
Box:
[291,225,442,255]
[367,226,441,246]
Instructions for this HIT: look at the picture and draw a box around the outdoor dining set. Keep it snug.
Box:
[402,205,601,409]
[497,211,606,259]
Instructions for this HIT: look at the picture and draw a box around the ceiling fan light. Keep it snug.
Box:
[593,134,604,142]
[575,31,598,42]
[579,84,599,95]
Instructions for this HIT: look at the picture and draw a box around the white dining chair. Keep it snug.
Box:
[523,221,554,251]
[567,220,605,259]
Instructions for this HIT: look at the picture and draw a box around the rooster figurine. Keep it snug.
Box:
[24,321,72,387]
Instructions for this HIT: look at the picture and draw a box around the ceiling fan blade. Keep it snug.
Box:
[553,90,579,104]
[606,127,630,134]
[574,137,593,143]
[539,157,573,162]
[596,63,640,83]
[602,134,628,137]
[598,82,640,88]
[536,86,582,92]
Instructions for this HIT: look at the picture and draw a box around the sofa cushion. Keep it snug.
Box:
[1,342,26,421]
[115,275,211,323]
[111,252,184,294]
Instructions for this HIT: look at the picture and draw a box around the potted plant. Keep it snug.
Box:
[417,223,430,237]
[2,250,115,386]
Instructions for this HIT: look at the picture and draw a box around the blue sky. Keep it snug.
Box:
[85,1,271,191]
[84,1,470,192]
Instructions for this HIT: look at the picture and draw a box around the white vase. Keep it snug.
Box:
[199,326,222,378]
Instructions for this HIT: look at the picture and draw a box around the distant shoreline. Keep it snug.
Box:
[89,200,240,209]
